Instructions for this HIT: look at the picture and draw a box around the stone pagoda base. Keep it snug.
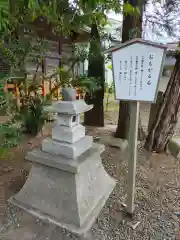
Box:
[10,143,116,235]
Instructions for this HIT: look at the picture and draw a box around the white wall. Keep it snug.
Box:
[164,56,176,67]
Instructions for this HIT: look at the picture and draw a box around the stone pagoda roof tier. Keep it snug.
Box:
[45,100,93,115]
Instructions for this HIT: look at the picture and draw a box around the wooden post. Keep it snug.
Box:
[42,78,46,97]
[3,82,7,93]
[15,84,20,109]
[56,88,60,100]
[126,101,139,215]
[58,39,62,101]
[24,74,28,96]
[49,78,52,99]
[42,58,46,98]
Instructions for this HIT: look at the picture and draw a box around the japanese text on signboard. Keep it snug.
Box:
[119,53,154,97]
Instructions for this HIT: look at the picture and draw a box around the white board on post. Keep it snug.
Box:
[104,38,167,215]
[107,38,167,103]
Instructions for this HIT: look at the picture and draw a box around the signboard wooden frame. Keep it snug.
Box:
[105,38,167,103]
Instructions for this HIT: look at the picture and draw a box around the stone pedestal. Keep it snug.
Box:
[10,99,116,235]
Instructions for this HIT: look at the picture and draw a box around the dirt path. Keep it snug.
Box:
[0,124,52,219]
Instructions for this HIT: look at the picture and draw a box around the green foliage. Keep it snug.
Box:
[107,64,112,71]
[1,36,47,76]
[20,96,47,135]
[0,76,47,136]
[0,123,22,158]
[0,0,9,32]
[0,79,6,105]
[47,66,101,97]
[0,34,48,136]
[108,85,114,93]
[0,0,139,145]
[0,0,138,34]
[88,23,104,87]
[0,123,21,148]
[73,43,89,63]
[73,75,101,94]
[78,0,137,16]
[123,2,139,16]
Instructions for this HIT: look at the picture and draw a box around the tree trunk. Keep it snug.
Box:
[84,23,105,127]
[84,90,104,126]
[145,55,180,152]
[115,102,130,138]
[115,0,146,140]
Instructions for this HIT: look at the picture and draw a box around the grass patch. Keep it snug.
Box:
[0,123,22,159]
[105,100,119,111]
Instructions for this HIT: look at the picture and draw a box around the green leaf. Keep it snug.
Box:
[0,123,22,149]
[107,64,112,70]
[123,2,137,15]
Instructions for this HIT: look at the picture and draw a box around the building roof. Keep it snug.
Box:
[30,17,90,43]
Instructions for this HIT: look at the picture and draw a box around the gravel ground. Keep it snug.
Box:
[1,126,180,239]
[87,127,180,240]
[1,95,180,239]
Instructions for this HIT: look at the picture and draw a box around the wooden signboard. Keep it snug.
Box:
[106,39,167,214]
[111,39,166,102]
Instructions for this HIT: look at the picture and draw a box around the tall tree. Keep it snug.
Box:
[83,0,136,126]
[84,22,105,126]
[145,0,180,152]
[0,0,137,129]
[115,0,146,140]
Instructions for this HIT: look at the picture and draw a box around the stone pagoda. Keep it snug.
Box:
[10,97,116,235]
